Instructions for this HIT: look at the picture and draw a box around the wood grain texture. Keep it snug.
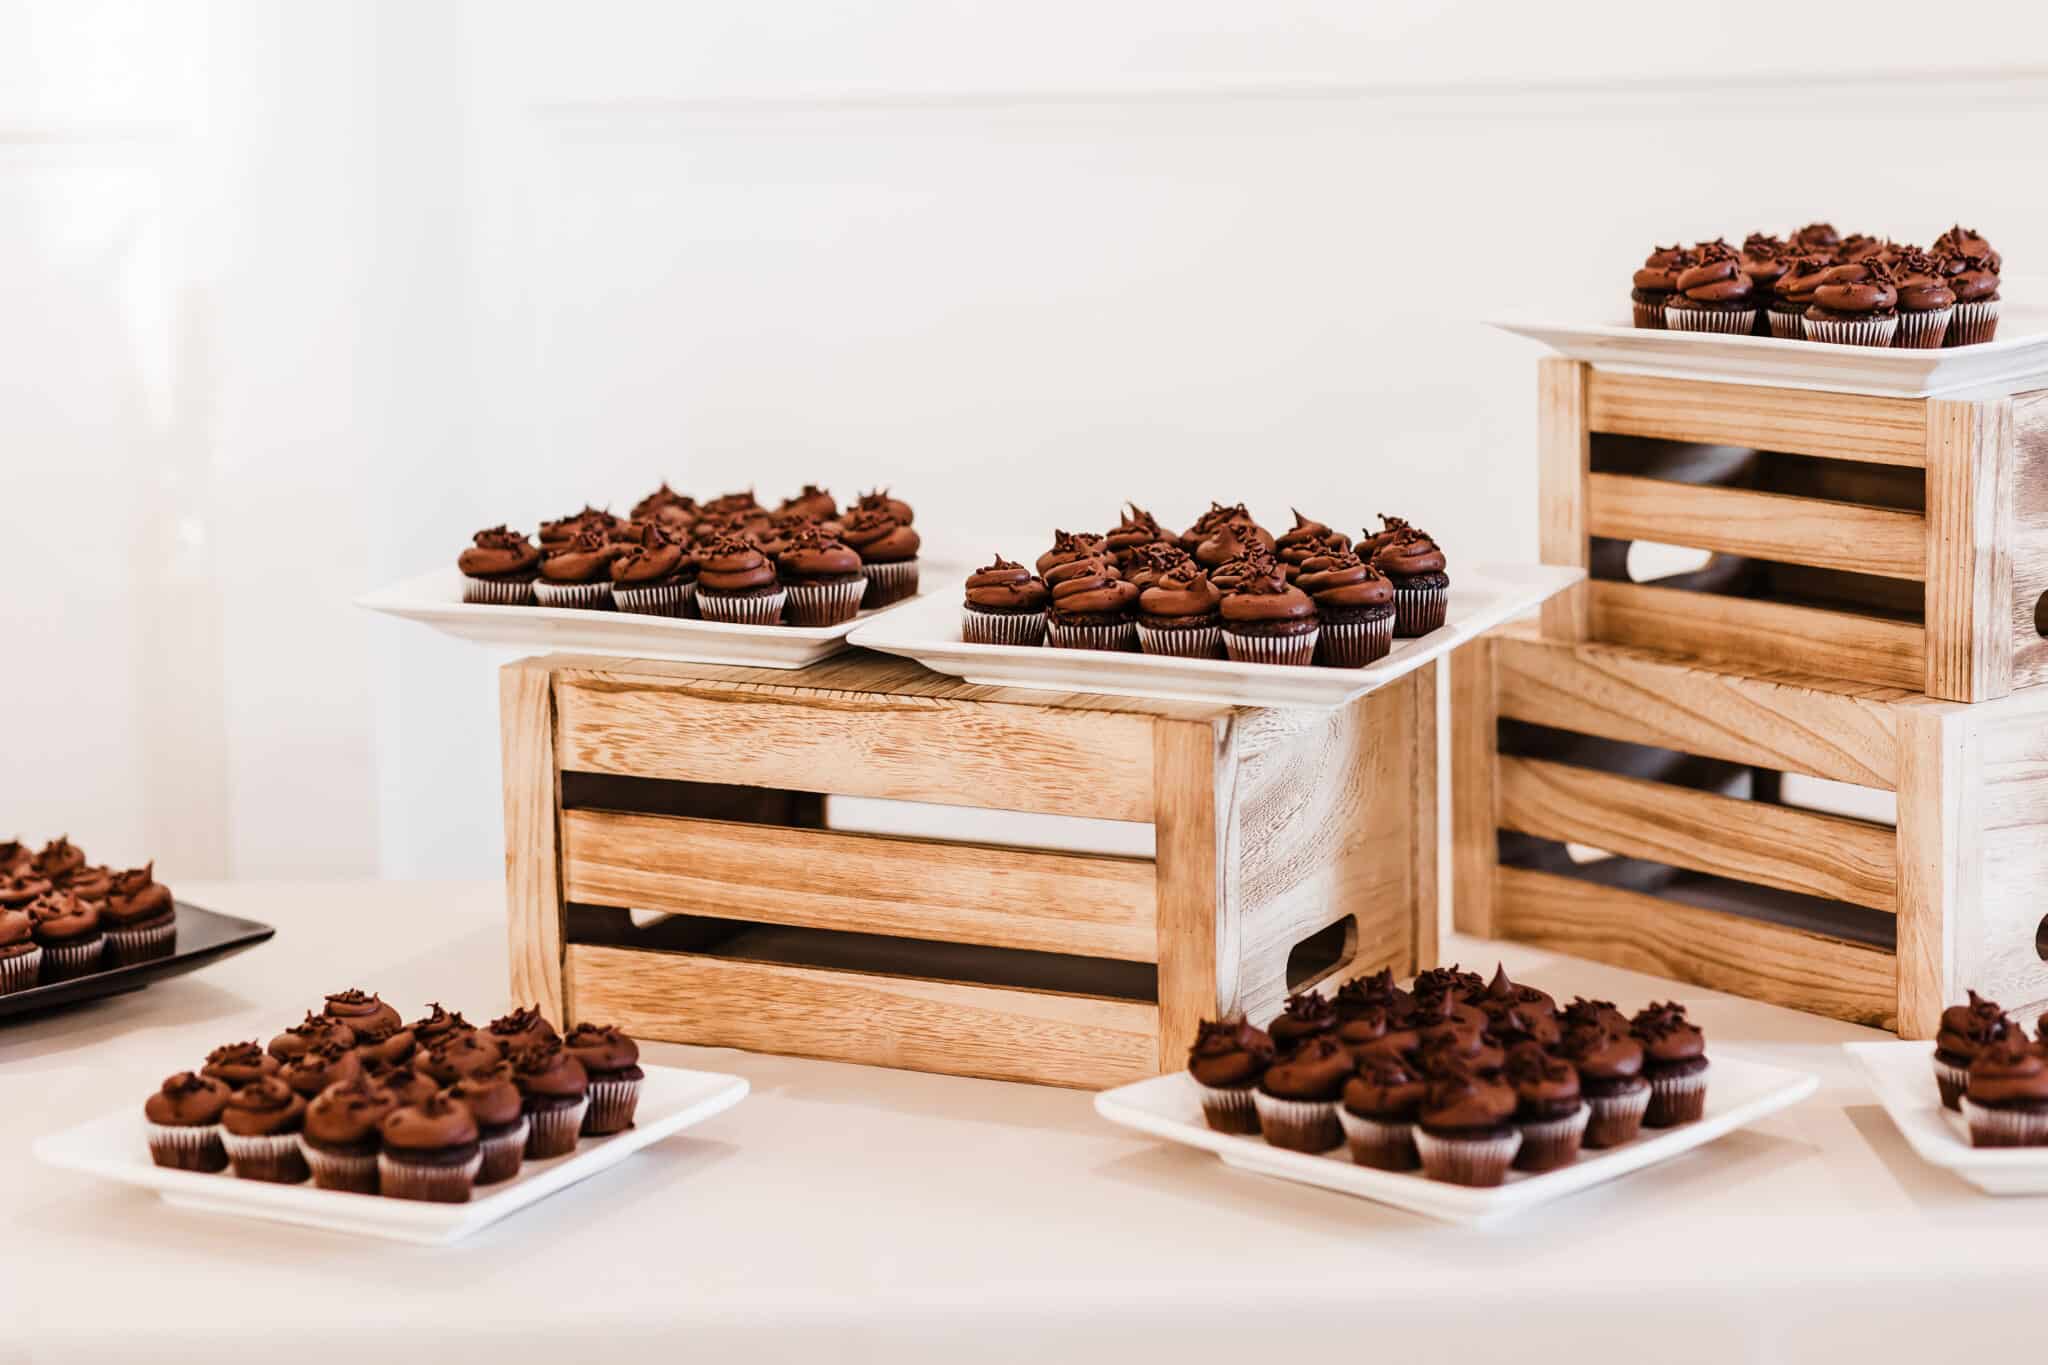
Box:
[1588,580,1925,690]
[1493,628,1905,789]
[561,809,1158,962]
[1496,756,1898,912]
[1584,369,1927,467]
[1494,866,1897,1029]
[2008,389,2048,690]
[1408,660,1441,975]
[566,944,1159,1089]
[1151,718,1222,1069]
[501,662,566,1026]
[1538,357,1591,639]
[1587,473,1927,581]
[1923,397,2015,702]
[1949,689,2048,1021]
[1894,705,1966,1040]
[1449,639,1497,938]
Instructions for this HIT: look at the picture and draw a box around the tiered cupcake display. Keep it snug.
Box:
[0,836,176,992]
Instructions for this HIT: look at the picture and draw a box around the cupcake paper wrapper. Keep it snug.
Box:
[1948,298,2000,347]
[783,577,869,628]
[147,1121,228,1174]
[1766,310,1807,340]
[40,936,105,981]
[1893,307,1953,350]
[612,580,694,618]
[0,945,42,995]
[1414,1126,1523,1187]
[222,1129,310,1184]
[1251,1091,1343,1153]
[532,580,613,611]
[1631,300,1666,330]
[1962,1097,2048,1148]
[1193,1080,1261,1136]
[1514,1104,1591,1172]
[106,919,176,967]
[861,558,920,608]
[1582,1082,1652,1148]
[583,1074,643,1136]
[1803,314,1898,348]
[526,1097,590,1158]
[1337,1108,1420,1171]
[1137,622,1224,659]
[1316,613,1395,668]
[961,607,1048,648]
[697,589,787,626]
[1645,1062,1710,1127]
[462,576,537,606]
[1046,617,1139,652]
[1934,1055,1971,1112]
[477,1118,531,1185]
[1392,586,1447,638]
[1664,305,1759,335]
[378,1150,483,1203]
[300,1140,379,1194]
[1223,627,1319,667]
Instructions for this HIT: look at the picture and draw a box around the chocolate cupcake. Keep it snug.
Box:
[1336,968,1413,1025]
[408,1003,476,1052]
[1664,240,1758,334]
[1274,511,1350,578]
[778,484,840,522]
[1035,530,1109,580]
[1737,233,1791,334]
[450,1061,530,1183]
[631,482,696,527]
[1933,224,2000,270]
[538,506,622,549]
[1103,504,1170,563]
[0,869,50,911]
[324,988,401,1034]
[1267,991,1338,1051]
[144,1071,232,1173]
[1805,259,1899,347]
[1503,1043,1587,1172]
[0,907,42,995]
[1413,1068,1521,1186]
[28,890,103,980]
[694,532,786,625]
[488,1004,559,1052]
[841,507,921,608]
[458,526,542,605]
[379,1093,483,1203]
[34,835,86,882]
[961,556,1050,647]
[1560,995,1630,1037]
[609,521,697,618]
[350,1017,418,1070]
[1339,1050,1429,1170]
[1218,552,1318,666]
[564,1022,644,1135]
[776,527,869,626]
[1136,559,1224,658]
[1962,1034,2048,1148]
[1933,989,2012,1110]
[1770,254,1833,339]
[509,1038,590,1158]
[282,1040,364,1100]
[1938,252,2001,346]
[269,1011,356,1064]
[851,487,914,526]
[535,524,620,610]
[1629,244,1694,329]
[101,862,175,965]
[301,1076,397,1193]
[1186,1016,1276,1135]
[415,1030,505,1087]
[1888,247,1957,349]
[221,1076,310,1183]
[1296,548,1394,667]
[1253,1035,1352,1152]
[1369,524,1449,637]
[202,1040,281,1089]
[1632,1002,1709,1126]
[1045,554,1139,652]
[1560,1022,1649,1148]
[1177,501,1252,555]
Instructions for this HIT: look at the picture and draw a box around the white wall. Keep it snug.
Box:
[6,0,2048,881]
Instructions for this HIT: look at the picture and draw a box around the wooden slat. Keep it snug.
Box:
[1894,706,1966,1040]
[1449,639,1497,937]
[1923,397,2015,701]
[1588,473,1926,581]
[2007,389,2048,690]
[553,675,1155,822]
[561,809,1158,962]
[1538,357,1591,638]
[1496,756,1898,913]
[1589,580,1925,690]
[1151,719,1220,1070]
[566,944,1158,1089]
[1495,629,1905,789]
[1585,370,1927,467]
[1408,659,1441,974]
[501,662,566,1026]
[1494,867,1897,1029]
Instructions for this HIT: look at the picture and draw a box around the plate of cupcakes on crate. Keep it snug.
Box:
[850,502,1581,707]
[358,483,936,669]
[1094,965,1817,1225]
[1847,987,2048,1195]
[1492,221,2048,397]
[0,835,272,1018]
[34,990,749,1244]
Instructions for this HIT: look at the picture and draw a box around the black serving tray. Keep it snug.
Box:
[0,901,274,1019]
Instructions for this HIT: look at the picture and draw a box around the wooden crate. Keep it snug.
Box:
[1536,358,2048,702]
[502,651,1440,1088]
[1450,626,2048,1037]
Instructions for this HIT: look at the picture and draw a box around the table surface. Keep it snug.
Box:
[0,881,2022,1362]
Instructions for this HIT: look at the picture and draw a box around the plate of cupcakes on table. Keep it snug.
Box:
[34,990,748,1244]
[357,482,938,668]
[849,502,1581,708]
[1094,964,1817,1224]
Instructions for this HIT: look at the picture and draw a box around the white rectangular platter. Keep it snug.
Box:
[1846,1040,2048,1195]
[357,566,936,669]
[1491,290,2048,398]
[1095,1057,1816,1226]
[34,1064,748,1245]
[849,562,1582,708]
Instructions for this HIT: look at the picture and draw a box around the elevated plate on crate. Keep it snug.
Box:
[1095,1057,1816,1225]
[35,1064,748,1244]
[0,902,273,1020]
[357,567,938,669]
[1491,290,2048,398]
[849,563,1582,708]
[1847,1040,2048,1195]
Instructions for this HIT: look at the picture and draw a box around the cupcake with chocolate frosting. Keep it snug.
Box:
[221,1076,310,1183]
[538,506,622,549]
[408,1003,476,1051]
[1664,240,1759,335]
[60,863,112,902]
[1045,554,1139,652]
[0,907,41,995]
[851,487,914,526]
[694,532,785,625]
[414,1030,506,1087]
[1120,542,1192,594]
[1267,991,1338,1051]
[29,890,103,980]
[1253,1035,1352,1152]
[451,1061,531,1183]
[1504,1042,1587,1171]
[535,523,621,610]
[1937,252,2001,346]
[841,507,922,608]
[631,482,696,526]
[269,1011,356,1064]
[1193,517,1275,572]
[1737,233,1791,333]
[1296,547,1394,667]
[960,556,1050,647]
[1187,1016,1275,1135]
[1629,243,1694,329]
[282,1040,364,1099]
[1805,258,1899,348]
[779,484,840,522]
[1962,1033,2048,1148]
[1340,1049,1429,1170]
[488,1005,559,1052]
[1770,254,1834,339]
[1036,530,1110,580]
[1632,1001,1709,1126]
[1837,233,1884,264]
[1219,551,1319,666]
[1888,247,1957,350]
[33,836,85,883]
[1413,1067,1522,1186]
[144,1071,232,1172]
[379,1093,483,1203]
[1136,559,1224,659]
[564,1022,644,1135]
[1933,989,2012,1110]
[1790,222,1841,255]
[509,1038,590,1158]
[1103,504,1169,563]
[324,989,401,1034]
[1336,968,1413,1027]
[350,1016,418,1070]
[1274,511,1349,576]
[1370,523,1450,637]
[0,869,50,911]
[1177,502,1253,555]
[102,862,175,965]
[1561,1022,1649,1148]
[776,527,869,626]
[300,1075,397,1192]
[0,840,27,876]
[202,1040,282,1089]
[458,526,542,605]
[1934,224,2000,271]
[609,520,697,618]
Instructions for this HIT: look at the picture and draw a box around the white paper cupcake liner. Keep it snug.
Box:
[462,575,537,606]
[697,589,786,625]
[299,1139,380,1193]
[1414,1126,1523,1186]
[1934,1055,1971,1111]
[583,1074,643,1135]
[40,936,105,980]
[1251,1090,1343,1153]
[1583,1082,1652,1148]
[526,1096,591,1158]
[1316,613,1395,667]
[961,607,1048,648]
[1631,299,1667,330]
[1193,1079,1262,1136]
[1337,1108,1420,1170]
[1645,1062,1711,1127]
[222,1129,310,1183]
[1046,617,1138,652]
[477,1118,531,1185]
[107,918,176,966]
[1223,627,1319,666]
[1893,306,1953,350]
[1514,1103,1591,1171]
[861,558,920,608]
[1948,298,2000,346]
[1664,304,1758,334]
[147,1120,227,1173]
[1136,621,1224,658]
[1392,586,1447,637]
[1962,1097,2048,1148]
[612,580,693,617]
[0,945,43,994]
[1766,309,1807,340]
[378,1149,483,1203]
[783,577,869,627]
[1803,313,1898,348]
[532,580,613,610]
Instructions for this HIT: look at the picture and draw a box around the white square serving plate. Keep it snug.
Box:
[34,1065,748,1244]
[1846,1039,2048,1195]
[1094,1056,1816,1225]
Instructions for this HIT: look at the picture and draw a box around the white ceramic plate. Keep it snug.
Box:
[849,562,1581,708]
[357,566,940,669]
[1095,1057,1816,1225]
[34,1065,748,1244]
[1490,289,2048,398]
[1845,1040,2048,1195]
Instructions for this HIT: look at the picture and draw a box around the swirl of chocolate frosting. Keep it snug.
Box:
[1561,996,1630,1037]
[1631,1001,1706,1064]
[1276,510,1351,560]
[325,989,401,1033]
[283,1040,364,1098]
[1036,530,1109,578]
[1195,518,1275,570]
[270,1011,356,1063]
[488,1005,559,1050]
[1833,233,1882,262]
[34,836,85,880]
[777,527,864,580]
[1813,260,1898,315]
[630,482,695,522]
[1218,552,1316,624]
[1370,526,1447,577]
[369,1059,440,1107]
[222,1076,306,1137]
[1790,222,1840,252]
[1775,254,1834,305]
[540,524,623,583]
[1139,560,1222,618]
[458,526,540,577]
[1187,1016,1274,1088]
[701,491,761,519]
[963,557,1049,612]
[1481,963,1557,1018]
[1049,558,1139,616]
[1739,232,1789,287]
[1179,501,1253,550]
[1490,1002,1563,1049]
[145,1071,233,1126]
[1941,253,2001,303]
[351,1017,418,1069]
[1420,1069,1517,1130]
[29,891,99,943]
[1104,503,1167,559]
[0,840,27,874]
[1632,243,1695,292]
[1415,1026,1505,1079]
[381,1092,480,1153]
[407,1003,474,1049]
[0,871,49,909]
[611,535,688,585]
[778,484,839,521]
[696,533,779,593]
[449,1061,525,1128]
[1344,1050,1429,1118]
[1045,553,1120,589]
[203,1041,281,1087]
[1122,542,1193,591]
[104,863,172,927]
[0,907,31,951]
[852,488,914,525]
[1936,990,2012,1059]
[1675,241,1753,302]
[1260,1035,1354,1101]
[414,1031,506,1086]
[1504,1041,1581,1108]
[1412,964,1486,1002]
[539,506,620,546]
[1561,1022,1644,1081]
[1966,1034,2048,1106]
[841,508,921,564]
[1268,990,1338,1048]
[1933,224,2000,269]
[1888,247,1958,312]
[303,1076,397,1146]
[564,1022,641,1074]
[1296,548,1392,609]
[509,1039,589,1099]
[60,864,112,901]
[1336,967,1413,1023]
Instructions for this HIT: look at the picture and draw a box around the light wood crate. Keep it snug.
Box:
[502,651,1440,1088]
[1450,626,2048,1037]
[1536,358,2048,702]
